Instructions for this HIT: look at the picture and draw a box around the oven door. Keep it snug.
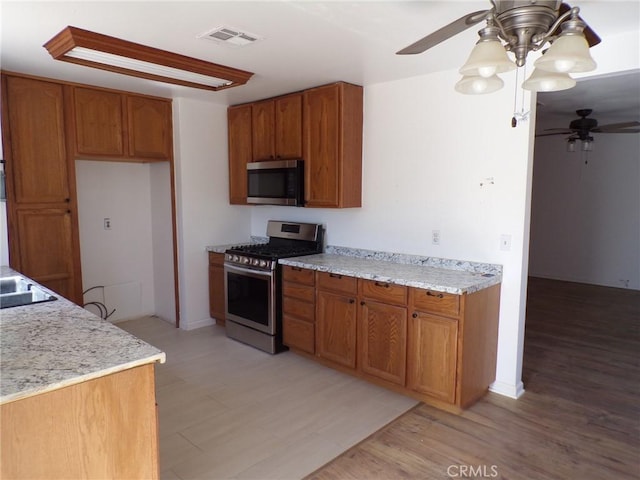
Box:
[224,263,276,335]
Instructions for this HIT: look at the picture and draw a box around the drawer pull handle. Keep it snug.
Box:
[291,266,302,271]
[329,273,343,279]
[426,291,444,298]
[374,281,389,288]
[412,312,418,318]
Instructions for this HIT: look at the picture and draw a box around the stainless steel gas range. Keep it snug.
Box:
[224,220,324,354]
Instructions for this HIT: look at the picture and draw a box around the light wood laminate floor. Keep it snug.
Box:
[118,317,418,479]
[307,277,640,479]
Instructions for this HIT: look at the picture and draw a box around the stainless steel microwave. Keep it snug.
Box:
[247,159,305,206]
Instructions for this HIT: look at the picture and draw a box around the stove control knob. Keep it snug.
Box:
[259,260,267,267]
[252,259,259,266]
[232,255,239,263]
[243,257,250,264]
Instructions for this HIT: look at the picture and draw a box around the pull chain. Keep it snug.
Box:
[511,65,530,128]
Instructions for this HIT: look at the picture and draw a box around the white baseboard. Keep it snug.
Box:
[180,317,215,330]
[489,380,525,399]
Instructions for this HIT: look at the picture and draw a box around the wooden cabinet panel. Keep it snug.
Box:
[127,95,172,160]
[359,279,407,306]
[274,94,303,159]
[208,252,225,324]
[316,271,357,295]
[252,100,275,161]
[283,316,315,354]
[0,364,159,479]
[410,288,460,318]
[359,299,407,385]
[316,290,357,368]
[228,104,252,204]
[283,265,315,285]
[407,312,458,403]
[14,208,74,298]
[303,82,362,208]
[283,282,315,305]
[73,87,124,156]
[4,76,70,204]
[283,295,315,322]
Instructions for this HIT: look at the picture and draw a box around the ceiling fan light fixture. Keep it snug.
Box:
[455,74,504,95]
[534,21,596,73]
[567,139,577,152]
[522,68,576,92]
[459,27,516,78]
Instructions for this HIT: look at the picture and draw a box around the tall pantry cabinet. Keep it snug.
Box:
[1,75,82,303]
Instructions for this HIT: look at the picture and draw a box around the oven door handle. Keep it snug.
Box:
[224,263,274,278]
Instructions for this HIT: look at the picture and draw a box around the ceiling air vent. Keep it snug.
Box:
[198,26,262,47]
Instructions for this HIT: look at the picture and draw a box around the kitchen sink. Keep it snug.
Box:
[0,276,57,309]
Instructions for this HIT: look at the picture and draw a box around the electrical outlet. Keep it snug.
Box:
[104,218,112,230]
[500,234,511,251]
[432,230,440,245]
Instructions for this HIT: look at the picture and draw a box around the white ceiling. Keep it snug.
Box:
[1,1,639,109]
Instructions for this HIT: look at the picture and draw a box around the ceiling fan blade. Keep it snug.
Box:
[595,129,640,134]
[593,121,640,132]
[559,3,601,47]
[535,131,572,137]
[396,9,489,55]
[543,128,573,133]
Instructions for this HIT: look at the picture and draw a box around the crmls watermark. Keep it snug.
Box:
[447,464,499,478]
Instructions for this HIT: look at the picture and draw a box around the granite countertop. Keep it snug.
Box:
[279,251,502,295]
[0,266,166,405]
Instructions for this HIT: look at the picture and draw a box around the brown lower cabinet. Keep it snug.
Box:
[0,364,160,479]
[208,252,226,324]
[282,266,501,411]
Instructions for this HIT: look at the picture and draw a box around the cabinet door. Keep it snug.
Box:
[251,100,275,161]
[127,95,172,160]
[303,84,340,207]
[74,87,124,157]
[228,104,252,204]
[208,254,225,323]
[359,300,407,385]
[407,312,458,403]
[274,94,302,159]
[316,290,357,368]
[4,76,70,204]
[14,207,75,300]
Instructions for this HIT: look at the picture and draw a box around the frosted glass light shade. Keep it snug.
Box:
[455,74,504,95]
[534,34,596,73]
[459,40,516,78]
[522,68,576,92]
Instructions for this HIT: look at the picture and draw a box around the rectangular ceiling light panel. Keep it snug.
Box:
[44,26,254,91]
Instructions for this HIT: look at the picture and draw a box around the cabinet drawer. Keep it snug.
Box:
[283,265,315,285]
[358,279,407,306]
[283,281,315,303]
[283,316,315,354]
[283,296,315,322]
[410,288,460,318]
[317,271,357,295]
[209,251,225,266]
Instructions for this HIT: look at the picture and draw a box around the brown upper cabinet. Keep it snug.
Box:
[303,82,363,208]
[72,86,172,162]
[227,82,362,208]
[252,94,303,162]
[228,104,252,204]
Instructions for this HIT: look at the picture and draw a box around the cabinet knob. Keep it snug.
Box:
[426,291,444,299]
[360,301,365,306]
[65,198,71,203]
[412,312,418,318]
[66,209,71,214]
[349,298,355,304]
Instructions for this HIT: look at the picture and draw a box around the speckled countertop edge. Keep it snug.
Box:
[0,266,166,405]
[280,253,502,294]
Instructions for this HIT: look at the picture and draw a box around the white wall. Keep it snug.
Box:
[250,68,535,398]
[172,96,251,330]
[529,133,640,289]
[76,160,156,321]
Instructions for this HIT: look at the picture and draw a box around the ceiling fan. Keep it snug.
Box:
[537,109,640,142]
[397,1,601,95]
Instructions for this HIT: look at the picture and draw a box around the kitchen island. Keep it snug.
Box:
[0,266,165,479]
[279,248,502,411]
